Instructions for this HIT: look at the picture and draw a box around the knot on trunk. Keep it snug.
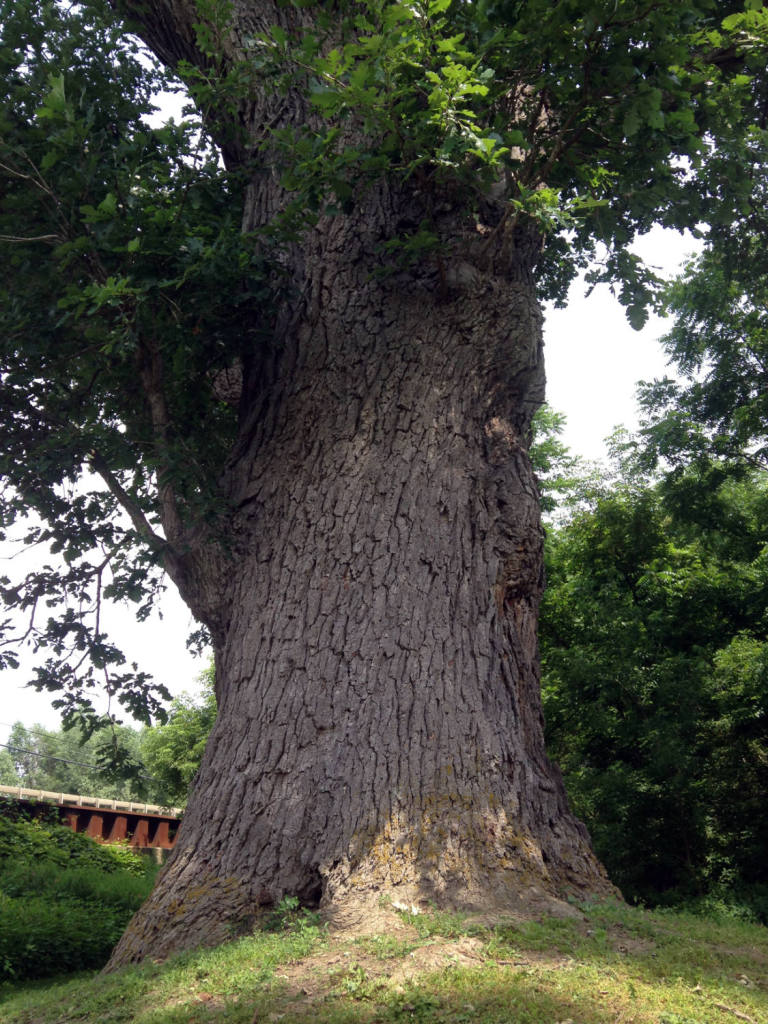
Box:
[210,360,243,406]
[495,541,544,607]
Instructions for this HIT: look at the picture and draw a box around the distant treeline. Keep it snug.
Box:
[1,670,216,809]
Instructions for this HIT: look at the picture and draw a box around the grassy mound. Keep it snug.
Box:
[0,815,149,875]
[0,900,765,1024]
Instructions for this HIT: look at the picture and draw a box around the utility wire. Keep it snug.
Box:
[0,720,150,744]
[0,722,157,781]
[0,741,156,782]
[2,740,114,772]
[0,721,76,742]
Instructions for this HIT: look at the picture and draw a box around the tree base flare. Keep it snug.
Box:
[322,804,617,917]
[106,803,617,971]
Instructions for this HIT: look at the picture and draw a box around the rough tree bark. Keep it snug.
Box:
[107,0,615,968]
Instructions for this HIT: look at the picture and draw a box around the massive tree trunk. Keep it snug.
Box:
[107,0,614,968]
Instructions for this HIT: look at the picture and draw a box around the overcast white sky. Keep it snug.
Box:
[0,225,699,745]
[545,226,697,461]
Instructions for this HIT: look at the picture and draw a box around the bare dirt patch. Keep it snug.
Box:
[268,932,486,1011]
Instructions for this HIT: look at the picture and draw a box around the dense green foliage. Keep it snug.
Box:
[140,673,217,807]
[229,0,768,316]
[635,245,768,473]
[0,0,267,733]
[554,5,768,915]
[539,117,768,915]
[0,816,156,982]
[0,891,137,982]
[0,815,150,875]
[540,458,768,920]
[630,113,768,476]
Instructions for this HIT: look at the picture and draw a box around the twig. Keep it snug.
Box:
[0,233,62,243]
[0,596,38,648]
[713,1002,758,1024]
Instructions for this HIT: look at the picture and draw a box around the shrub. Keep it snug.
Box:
[0,816,148,876]
[0,893,130,981]
[0,817,156,983]
[0,857,154,914]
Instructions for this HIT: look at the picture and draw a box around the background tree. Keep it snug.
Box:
[540,461,768,919]
[1,0,767,967]
[530,405,594,518]
[3,721,150,800]
[627,96,768,477]
[140,668,217,808]
[582,98,768,918]
[0,749,18,786]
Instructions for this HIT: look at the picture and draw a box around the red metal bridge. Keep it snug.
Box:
[0,784,182,851]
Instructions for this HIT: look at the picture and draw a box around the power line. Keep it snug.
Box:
[1,741,109,770]
[0,720,150,737]
[1,742,156,782]
[0,721,71,741]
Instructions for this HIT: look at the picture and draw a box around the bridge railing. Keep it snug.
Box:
[0,784,182,818]
[0,784,182,851]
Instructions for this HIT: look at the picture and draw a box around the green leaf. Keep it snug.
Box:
[627,302,649,331]
[436,33,466,52]
[270,24,287,46]
[623,108,641,138]
[37,72,67,118]
[98,193,117,216]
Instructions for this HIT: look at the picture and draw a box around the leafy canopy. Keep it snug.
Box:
[631,230,768,475]
[1,0,767,736]
[230,0,768,318]
[0,0,267,733]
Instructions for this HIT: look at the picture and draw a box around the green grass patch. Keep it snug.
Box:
[0,901,765,1024]
[395,907,484,940]
[353,933,420,960]
[0,920,327,1023]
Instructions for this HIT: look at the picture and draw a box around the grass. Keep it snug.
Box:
[0,900,766,1024]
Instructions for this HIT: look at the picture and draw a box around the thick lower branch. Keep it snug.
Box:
[137,337,185,547]
[88,450,166,550]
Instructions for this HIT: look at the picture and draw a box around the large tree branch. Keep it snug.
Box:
[87,448,211,626]
[111,0,208,73]
[88,449,168,551]
[137,337,185,547]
